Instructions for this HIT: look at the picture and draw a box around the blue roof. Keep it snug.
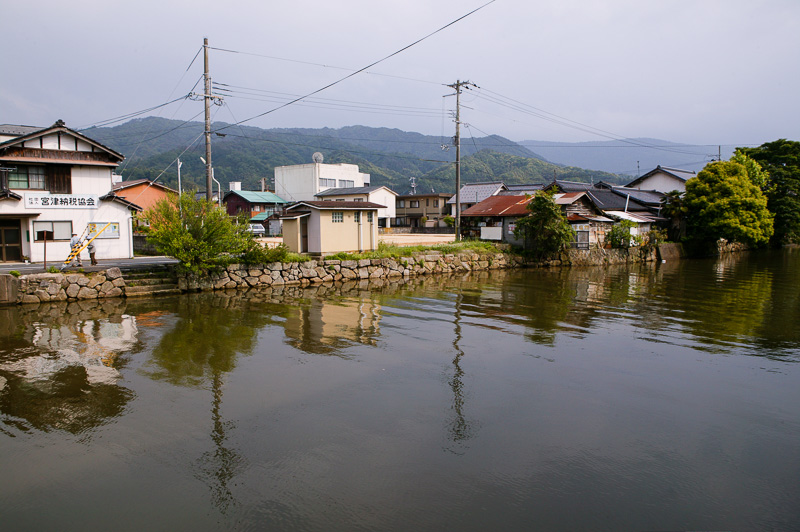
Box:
[226,190,288,204]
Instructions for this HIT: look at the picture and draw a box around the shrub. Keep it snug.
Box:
[605,220,639,248]
[9,270,21,277]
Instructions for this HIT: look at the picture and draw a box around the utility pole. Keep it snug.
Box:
[203,38,213,202]
[446,79,476,242]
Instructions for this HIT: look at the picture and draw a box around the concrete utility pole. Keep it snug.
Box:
[203,38,213,202]
[446,80,477,242]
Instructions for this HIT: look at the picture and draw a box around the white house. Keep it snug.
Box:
[274,160,370,203]
[314,185,397,228]
[0,120,140,264]
[625,165,696,193]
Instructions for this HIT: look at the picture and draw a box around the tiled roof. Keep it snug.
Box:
[287,200,386,210]
[499,183,544,195]
[626,165,696,187]
[447,182,506,204]
[113,179,177,194]
[461,195,533,217]
[0,124,41,136]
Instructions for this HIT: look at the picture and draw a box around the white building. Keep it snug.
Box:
[625,165,696,193]
[0,120,140,264]
[314,185,397,228]
[274,161,370,203]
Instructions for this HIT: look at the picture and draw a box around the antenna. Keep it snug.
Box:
[410,176,417,195]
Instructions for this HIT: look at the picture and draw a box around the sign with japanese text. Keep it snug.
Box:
[25,193,99,209]
[87,222,120,239]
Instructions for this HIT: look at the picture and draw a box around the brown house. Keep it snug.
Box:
[112,179,176,212]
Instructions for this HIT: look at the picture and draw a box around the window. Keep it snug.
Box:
[397,200,405,208]
[434,199,439,207]
[354,198,363,202]
[410,200,420,208]
[426,199,430,207]
[354,211,361,222]
[367,211,373,222]
[338,180,354,188]
[33,220,72,241]
[9,166,45,189]
[319,178,336,188]
[336,198,345,202]
[332,212,343,223]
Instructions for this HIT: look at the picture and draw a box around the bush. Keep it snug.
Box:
[145,192,254,274]
[605,220,639,248]
[9,270,20,277]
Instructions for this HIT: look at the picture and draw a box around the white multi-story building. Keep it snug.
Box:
[0,120,140,264]
[274,161,370,203]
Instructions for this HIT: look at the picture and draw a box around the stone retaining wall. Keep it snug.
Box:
[2,247,660,305]
[11,267,126,304]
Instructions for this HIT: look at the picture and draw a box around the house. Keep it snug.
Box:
[553,192,615,248]
[447,181,507,216]
[314,185,397,228]
[280,200,385,256]
[112,178,176,212]
[460,195,533,246]
[625,165,696,193]
[274,159,370,203]
[0,120,140,263]
[222,189,287,221]
[394,192,453,227]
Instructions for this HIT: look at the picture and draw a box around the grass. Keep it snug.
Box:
[325,240,501,262]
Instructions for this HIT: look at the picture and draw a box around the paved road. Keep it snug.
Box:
[0,256,179,275]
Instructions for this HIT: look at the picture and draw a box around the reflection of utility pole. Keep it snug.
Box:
[447,289,472,451]
[446,80,477,242]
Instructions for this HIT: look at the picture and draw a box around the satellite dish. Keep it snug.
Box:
[312,152,324,163]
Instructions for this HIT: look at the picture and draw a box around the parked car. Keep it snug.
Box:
[247,223,266,236]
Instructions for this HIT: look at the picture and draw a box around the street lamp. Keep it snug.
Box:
[199,157,221,206]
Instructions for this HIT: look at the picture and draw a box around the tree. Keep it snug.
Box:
[683,160,773,248]
[660,190,686,241]
[145,192,253,273]
[736,140,800,246]
[513,191,575,258]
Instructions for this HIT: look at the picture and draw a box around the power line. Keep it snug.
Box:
[212,0,496,134]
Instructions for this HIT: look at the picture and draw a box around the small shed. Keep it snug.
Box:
[280,200,385,256]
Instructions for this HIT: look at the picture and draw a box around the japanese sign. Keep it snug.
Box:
[87,222,120,239]
[25,193,99,209]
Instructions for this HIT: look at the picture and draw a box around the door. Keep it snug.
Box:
[300,218,308,253]
[0,220,23,261]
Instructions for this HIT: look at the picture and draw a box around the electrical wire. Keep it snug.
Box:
[211,0,496,133]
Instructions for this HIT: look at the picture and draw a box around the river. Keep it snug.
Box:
[1,249,799,531]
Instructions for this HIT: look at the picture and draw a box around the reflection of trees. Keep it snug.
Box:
[142,292,273,514]
[0,299,137,436]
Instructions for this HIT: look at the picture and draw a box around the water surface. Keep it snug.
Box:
[1,249,799,531]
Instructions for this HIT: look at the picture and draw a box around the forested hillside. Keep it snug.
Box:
[86,117,625,193]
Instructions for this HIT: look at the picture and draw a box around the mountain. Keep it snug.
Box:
[85,117,625,193]
[519,138,733,175]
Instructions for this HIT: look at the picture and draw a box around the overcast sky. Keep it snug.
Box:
[3,0,798,148]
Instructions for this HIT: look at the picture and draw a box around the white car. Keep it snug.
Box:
[247,224,266,236]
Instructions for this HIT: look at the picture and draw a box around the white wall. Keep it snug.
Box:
[274,163,370,202]
[632,173,686,193]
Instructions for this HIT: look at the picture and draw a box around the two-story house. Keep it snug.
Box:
[0,120,139,263]
[274,159,370,203]
[314,185,397,228]
[394,192,452,227]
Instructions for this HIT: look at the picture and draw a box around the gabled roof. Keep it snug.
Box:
[447,181,507,204]
[286,200,386,211]
[0,120,124,163]
[315,185,397,197]
[98,192,143,212]
[396,192,452,199]
[223,190,287,204]
[0,125,41,137]
[544,180,593,193]
[609,187,665,207]
[113,178,177,194]
[461,195,533,217]
[498,183,544,196]
[584,189,650,212]
[625,165,696,188]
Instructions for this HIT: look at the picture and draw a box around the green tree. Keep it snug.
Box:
[605,219,638,248]
[684,160,773,247]
[145,192,253,273]
[736,139,800,246]
[660,190,686,241]
[513,191,575,258]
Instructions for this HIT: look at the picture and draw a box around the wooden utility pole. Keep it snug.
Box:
[203,38,213,202]
[446,80,476,242]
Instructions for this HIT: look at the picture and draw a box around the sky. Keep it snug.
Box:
[3,0,799,149]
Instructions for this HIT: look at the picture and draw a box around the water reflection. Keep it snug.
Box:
[0,300,137,436]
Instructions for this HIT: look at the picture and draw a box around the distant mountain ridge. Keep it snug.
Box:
[85,117,625,194]
[519,138,734,175]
